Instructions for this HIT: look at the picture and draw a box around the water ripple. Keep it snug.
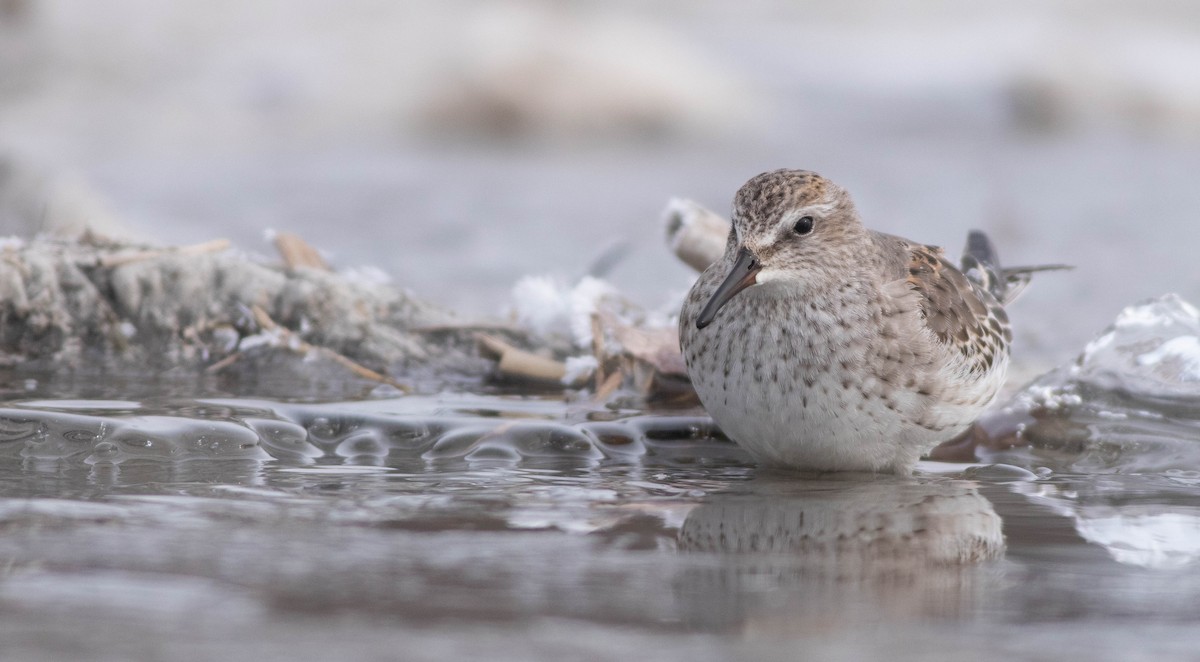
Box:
[0,397,745,469]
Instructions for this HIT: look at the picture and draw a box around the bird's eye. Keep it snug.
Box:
[793,216,814,235]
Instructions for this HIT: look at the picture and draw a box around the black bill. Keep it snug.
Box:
[695,247,761,329]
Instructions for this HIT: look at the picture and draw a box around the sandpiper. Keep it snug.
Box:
[679,169,1062,474]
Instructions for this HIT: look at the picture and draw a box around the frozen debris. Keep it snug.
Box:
[663,198,729,272]
[488,265,697,403]
[0,233,491,391]
[478,198,736,403]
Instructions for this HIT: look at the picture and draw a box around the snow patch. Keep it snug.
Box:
[509,275,617,348]
[562,355,598,385]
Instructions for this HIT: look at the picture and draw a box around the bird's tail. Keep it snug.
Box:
[962,230,1071,305]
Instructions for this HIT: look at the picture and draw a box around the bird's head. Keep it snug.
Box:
[695,169,867,329]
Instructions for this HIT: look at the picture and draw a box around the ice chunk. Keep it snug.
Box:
[1137,336,1200,381]
[1050,294,1200,401]
[979,294,1200,473]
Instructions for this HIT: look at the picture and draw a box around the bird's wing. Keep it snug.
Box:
[899,240,1010,377]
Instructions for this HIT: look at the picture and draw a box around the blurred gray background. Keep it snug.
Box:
[3,0,1200,369]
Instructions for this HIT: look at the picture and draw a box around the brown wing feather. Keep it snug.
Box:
[902,241,1010,376]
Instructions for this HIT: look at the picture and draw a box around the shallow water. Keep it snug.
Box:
[2,392,1200,661]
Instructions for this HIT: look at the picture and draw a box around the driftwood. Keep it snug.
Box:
[663,197,728,272]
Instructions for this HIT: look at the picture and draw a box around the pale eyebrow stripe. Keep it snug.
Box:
[780,202,836,227]
[799,201,836,217]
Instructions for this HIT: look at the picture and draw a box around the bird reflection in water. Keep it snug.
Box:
[674,475,1005,633]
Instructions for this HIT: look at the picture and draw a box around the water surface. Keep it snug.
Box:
[2,392,1198,661]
